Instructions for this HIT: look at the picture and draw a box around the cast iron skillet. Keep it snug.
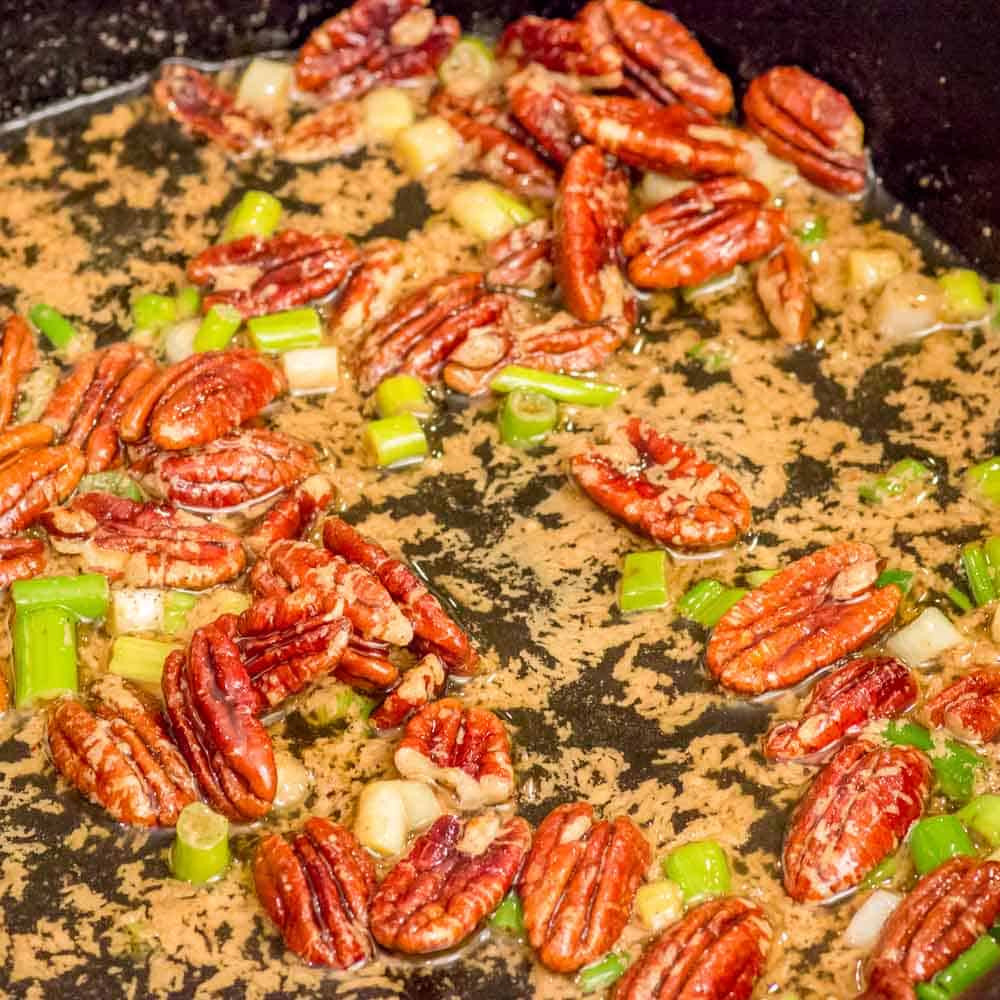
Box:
[2,3,999,998]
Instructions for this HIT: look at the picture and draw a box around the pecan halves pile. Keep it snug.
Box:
[254,817,376,968]
[763,656,917,762]
[622,177,786,290]
[187,230,360,319]
[570,417,751,551]
[118,349,286,451]
[323,515,479,673]
[613,896,772,1000]
[862,857,1000,999]
[519,802,650,972]
[394,698,514,809]
[706,542,901,694]
[744,66,866,194]
[42,343,158,472]
[925,670,1000,743]
[554,145,629,323]
[153,64,273,154]
[246,473,336,557]
[48,676,199,827]
[0,536,46,589]
[370,653,446,731]
[756,240,814,344]
[782,739,930,902]
[42,492,245,589]
[370,812,532,954]
[294,0,459,101]
[148,429,317,509]
[162,619,276,821]
[0,315,37,431]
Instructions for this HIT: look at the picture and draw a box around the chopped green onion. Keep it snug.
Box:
[78,471,145,502]
[375,374,433,419]
[438,36,495,95]
[876,568,914,592]
[947,586,974,612]
[447,181,534,241]
[938,268,989,322]
[957,795,1000,847]
[745,569,778,588]
[676,580,745,627]
[859,458,932,503]
[12,573,110,621]
[361,87,415,143]
[170,802,230,883]
[884,720,934,752]
[619,551,668,613]
[967,457,1000,505]
[962,543,997,606]
[13,606,78,708]
[797,216,828,244]
[222,190,283,242]
[299,682,375,728]
[663,840,731,901]
[861,854,898,890]
[175,286,202,321]
[578,952,630,994]
[364,413,428,467]
[488,890,524,935]
[908,815,975,875]
[29,303,77,349]
[934,740,982,803]
[933,934,1000,997]
[490,366,621,407]
[984,537,1000,588]
[247,307,322,353]
[700,588,746,628]
[163,591,198,636]
[131,293,177,331]
[915,984,950,1000]
[686,339,732,372]
[194,304,243,353]
[282,346,340,394]
[499,389,558,449]
[109,636,181,686]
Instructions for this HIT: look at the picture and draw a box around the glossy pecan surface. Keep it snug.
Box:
[246,473,335,556]
[0,536,46,589]
[370,653,446,731]
[276,103,364,163]
[506,67,578,167]
[925,670,1000,743]
[485,220,554,293]
[756,240,814,343]
[0,315,37,431]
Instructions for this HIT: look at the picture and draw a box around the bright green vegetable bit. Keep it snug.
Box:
[163,591,198,636]
[222,190,283,242]
[934,740,982,803]
[490,366,621,407]
[859,458,932,503]
[578,952,630,994]
[174,286,202,320]
[12,573,110,621]
[957,795,1000,846]
[132,293,177,331]
[438,36,495,89]
[677,579,724,621]
[938,268,989,322]
[78,471,145,502]
[247,307,322,353]
[364,413,428,467]
[876,568,914,592]
[13,606,78,708]
[499,389,558,449]
[883,720,935,751]
[375,374,433,419]
[967,457,1000,504]
[663,840,731,901]
[860,854,898,889]
[947,586,973,612]
[745,569,778,588]
[984,537,1000,588]
[170,802,230,884]
[933,934,1000,997]
[488,890,524,935]
[194,304,243,353]
[962,543,996,606]
[686,339,731,372]
[109,636,181,686]
[908,815,975,875]
[915,984,950,1000]
[29,303,77,349]
[797,216,828,244]
[619,551,668,613]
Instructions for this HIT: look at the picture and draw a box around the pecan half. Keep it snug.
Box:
[370,653,446,731]
[554,145,629,323]
[621,176,786,290]
[764,656,917,762]
[613,896,772,1000]
[485,220,554,293]
[48,676,199,827]
[743,66,866,194]
[756,240,814,343]
[394,698,513,809]
[0,315,37,431]
[323,516,478,673]
[0,536,45,589]
[118,349,286,451]
[706,542,901,694]
[276,103,365,164]
[370,812,531,954]
[246,473,336,557]
[295,0,459,100]
[925,670,1000,743]
[520,802,650,972]
[42,492,245,589]
[153,64,273,154]
[187,231,360,319]
[506,67,578,167]
[571,417,751,551]
[782,739,930,902]
[162,618,276,820]
[254,817,376,968]
[863,857,1000,998]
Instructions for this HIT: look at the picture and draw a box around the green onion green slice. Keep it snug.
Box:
[13,606,78,708]
[247,307,322,353]
[962,542,997,606]
[488,890,524,935]
[364,413,428,467]
[78,471,145,502]
[29,303,77,349]
[908,815,975,875]
[170,802,230,883]
[499,389,558,449]
[663,840,732,901]
[375,374,433,419]
[222,190,283,242]
[490,366,621,407]
[12,573,110,621]
[194,304,243,353]
[619,551,668,613]
[109,636,181,686]
[577,951,630,994]
[957,794,1000,847]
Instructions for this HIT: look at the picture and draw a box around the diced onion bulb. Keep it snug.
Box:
[271,751,312,811]
[639,172,693,206]
[355,781,409,856]
[847,249,904,295]
[162,318,200,365]
[236,58,292,118]
[110,588,165,636]
[843,890,901,949]
[635,880,684,931]
[395,780,442,831]
[282,346,339,394]
[447,181,534,241]
[362,87,416,143]
[871,274,944,341]
[393,116,462,178]
[885,607,964,667]
[745,137,800,195]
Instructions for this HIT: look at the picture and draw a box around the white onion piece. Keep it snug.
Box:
[872,273,945,342]
[847,248,904,294]
[843,890,901,949]
[236,58,292,118]
[271,751,312,811]
[282,346,339,394]
[355,781,409,856]
[110,588,165,636]
[885,607,964,668]
[362,87,415,143]
[745,137,800,196]
[639,172,693,206]
[162,318,199,365]
[394,116,462,178]
[396,780,442,831]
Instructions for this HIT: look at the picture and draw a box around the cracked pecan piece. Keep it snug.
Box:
[862,857,1000,999]
[42,492,245,589]
[756,240,814,343]
[246,473,336,557]
[520,802,650,973]
[706,541,901,694]
[153,64,273,154]
[622,176,786,290]
[295,0,459,100]
[48,676,199,827]
[783,739,930,903]
[118,349,286,451]
[506,67,578,168]
[328,240,407,340]
[485,220,554,293]
[163,618,276,821]
[571,417,751,551]
[0,315,37,431]
[187,230,360,320]
[744,66,866,194]
[254,817,376,968]
[0,536,46,589]
[764,656,917,762]
[554,145,629,323]
[371,812,531,954]
[394,698,513,809]
[276,102,365,163]
[613,896,772,1000]
[323,516,478,674]
[370,653,446,731]
[925,670,1000,743]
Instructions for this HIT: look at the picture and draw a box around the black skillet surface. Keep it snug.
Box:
[1,4,1000,999]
